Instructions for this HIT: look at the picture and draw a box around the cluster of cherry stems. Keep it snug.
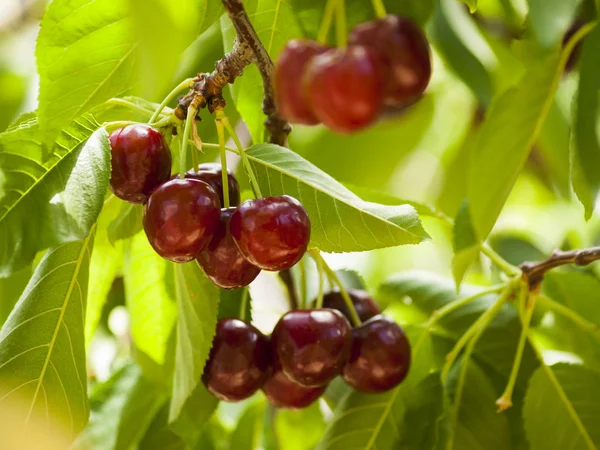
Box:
[107,11,430,408]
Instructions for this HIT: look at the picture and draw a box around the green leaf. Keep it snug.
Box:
[138,403,186,450]
[0,115,110,276]
[221,0,303,144]
[36,0,137,145]
[524,363,600,449]
[219,288,252,321]
[452,201,480,289]
[124,232,177,369]
[86,196,124,347]
[572,25,600,219]
[229,402,265,450]
[169,384,219,447]
[107,202,143,245]
[169,262,220,423]
[457,0,478,12]
[0,266,31,327]
[527,0,581,48]
[73,363,166,450]
[316,326,450,450]
[246,144,429,252]
[276,403,326,450]
[446,360,512,449]
[468,44,562,241]
[0,237,94,443]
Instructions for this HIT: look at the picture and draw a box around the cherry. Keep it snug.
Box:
[262,367,326,409]
[108,124,172,204]
[321,289,381,324]
[230,195,310,271]
[183,163,241,207]
[349,15,431,107]
[143,178,220,262]
[342,316,411,393]
[304,46,384,133]
[197,208,261,289]
[202,318,271,402]
[275,39,330,125]
[271,309,351,387]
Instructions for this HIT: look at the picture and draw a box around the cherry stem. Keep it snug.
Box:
[314,253,325,309]
[481,244,520,277]
[496,281,535,412]
[441,280,517,383]
[239,287,249,321]
[217,109,263,198]
[106,98,158,118]
[370,0,387,18]
[317,0,338,44]
[335,0,347,47]
[102,120,139,131]
[309,249,361,326]
[298,257,307,309]
[537,294,600,337]
[215,119,231,208]
[179,106,197,179]
[149,78,195,124]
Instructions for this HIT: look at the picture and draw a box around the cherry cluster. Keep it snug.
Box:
[108,124,311,288]
[202,289,411,409]
[275,14,431,133]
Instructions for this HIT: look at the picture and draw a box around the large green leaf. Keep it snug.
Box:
[169,384,219,447]
[524,363,600,449]
[169,262,220,423]
[124,232,177,370]
[246,144,429,252]
[221,0,304,144]
[0,266,31,327]
[73,363,166,450]
[276,403,326,450]
[572,25,600,219]
[0,237,94,445]
[0,115,110,276]
[36,0,137,145]
[527,0,581,48]
[452,201,480,289]
[228,402,265,450]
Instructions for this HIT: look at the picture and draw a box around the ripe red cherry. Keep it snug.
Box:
[197,208,261,289]
[262,367,326,409]
[321,289,381,324]
[342,316,411,393]
[304,46,384,133]
[230,196,310,271]
[272,309,351,387]
[143,178,220,262]
[349,15,431,107]
[108,124,172,204]
[183,163,241,207]
[275,39,329,125]
[202,318,272,402]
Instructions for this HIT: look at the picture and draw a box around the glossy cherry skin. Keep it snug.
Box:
[349,15,431,107]
[197,208,261,289]
[202,318,272,402]
[230,195,310,271]
[272,309,352,387]
[342,316,411,393]
[275,39,330,125]
[304,46,384,133]
[183,163,241,207]
[262,367,326,409]
[109,124,172,204]
[321,289,381,324]
[143,178,221,262]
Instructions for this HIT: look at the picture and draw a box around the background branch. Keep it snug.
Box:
[520,246,600,288]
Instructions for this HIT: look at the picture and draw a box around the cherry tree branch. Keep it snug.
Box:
[520,246,600,289]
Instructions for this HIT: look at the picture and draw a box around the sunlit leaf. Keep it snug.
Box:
[527,0,581,48]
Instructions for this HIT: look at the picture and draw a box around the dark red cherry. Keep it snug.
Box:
[304,46,384,133]
[342,316,411,393]
[183,163,241,207]
[230,195,310,271]
[349,15,431,107]
[197,208,261,289]
[275,39,330,125]
[321,289,381,324]
[262,367,326,409]
[109,124,172,204]
[271,309,351,387]
[143,178,220,262]
[202,318,272,402]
